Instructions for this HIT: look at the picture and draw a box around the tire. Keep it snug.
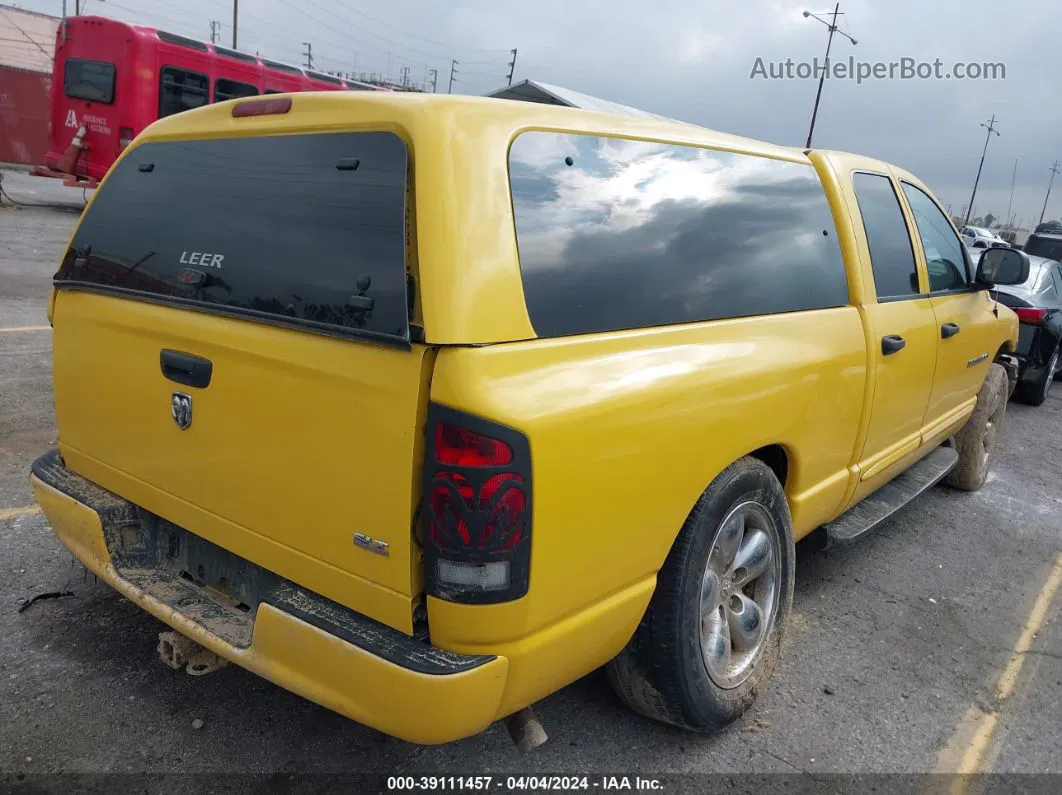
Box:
[606,457,795,731]
[1014,348,1059,407]
[946,363,1009,491]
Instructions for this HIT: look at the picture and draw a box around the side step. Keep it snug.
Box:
[823,445,959,547]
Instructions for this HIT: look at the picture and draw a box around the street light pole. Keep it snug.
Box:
[1006,158,1017,228]
[803,4,857,149]
[963,115,1000,228]
[1039,160,1060,227]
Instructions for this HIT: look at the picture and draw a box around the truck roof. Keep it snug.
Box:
[135,91,813,166]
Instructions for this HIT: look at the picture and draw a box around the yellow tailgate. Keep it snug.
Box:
[53,292,431,633]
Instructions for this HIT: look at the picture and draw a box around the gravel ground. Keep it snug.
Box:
[1,170,1060,791]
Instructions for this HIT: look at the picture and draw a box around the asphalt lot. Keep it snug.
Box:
[1,167,1060,788]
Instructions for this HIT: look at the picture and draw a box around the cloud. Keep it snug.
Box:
[18,0,1061,226]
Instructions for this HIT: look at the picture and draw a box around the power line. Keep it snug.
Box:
[316,0,511,55]
[102,0,204,38]
[302,0,509,62]
[0,7,53,59]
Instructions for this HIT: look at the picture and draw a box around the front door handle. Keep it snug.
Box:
[881,335,906,356]
[941,322,961,339]
[160,349,213,389]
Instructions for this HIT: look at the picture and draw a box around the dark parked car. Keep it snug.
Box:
[992,255,1062,405]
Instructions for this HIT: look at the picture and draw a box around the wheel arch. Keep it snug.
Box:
[748,443,790,489]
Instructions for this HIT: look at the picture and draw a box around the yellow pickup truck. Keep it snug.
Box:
[30,93,1027,744]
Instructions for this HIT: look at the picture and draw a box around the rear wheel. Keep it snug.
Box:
[606,457,794,731]
[1014,347,1059,407]
[946,363,1009,491]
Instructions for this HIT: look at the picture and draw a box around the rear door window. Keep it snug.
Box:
[56,132,411,343]
[214,79,259,103]
[852,173,921,299]
[508,132,848,338]
[64,59,116,104]
[159,67,209,118]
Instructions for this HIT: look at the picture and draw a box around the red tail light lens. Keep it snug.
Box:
[423,406,531,604]
[1015,307,1047,325]
[434,421,513,467]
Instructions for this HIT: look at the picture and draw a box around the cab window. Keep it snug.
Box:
[851,173,920,299]
[901,183,970,292]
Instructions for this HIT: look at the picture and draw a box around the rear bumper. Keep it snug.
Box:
[1012,324,1061,384]
[29,451,508,745]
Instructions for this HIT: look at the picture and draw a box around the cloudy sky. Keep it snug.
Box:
[12,0,1062,227]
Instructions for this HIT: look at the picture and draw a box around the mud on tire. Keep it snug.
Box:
[606,457,795,731]
[946,363,1009,492]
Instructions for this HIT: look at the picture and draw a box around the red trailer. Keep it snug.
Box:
[0,67,50,167]
[34,15,387,188]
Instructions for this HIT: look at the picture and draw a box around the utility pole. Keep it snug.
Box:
[802,4,857,149]
[209,20,220,44]
[428,68,438,93]
[963,114,1000,227]
[232,0,238,49]
[303,42,314,71]
[1006,158,1017,227]
[400,66,410,89]
[507,48,518,86]
[448,59,458,94]
[1039,160,1060,226]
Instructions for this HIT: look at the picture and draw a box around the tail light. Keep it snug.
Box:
[422,405,531,604]
[119,126,134,149]
[1015,307,1047,325]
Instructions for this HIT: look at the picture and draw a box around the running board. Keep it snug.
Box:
[823,445,959,547]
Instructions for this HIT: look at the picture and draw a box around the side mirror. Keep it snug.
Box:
[977,247,1029,286]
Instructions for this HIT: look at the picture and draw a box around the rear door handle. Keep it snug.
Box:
[160,349,213,389]
[941,323,961,339]
[881,335,906,356]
